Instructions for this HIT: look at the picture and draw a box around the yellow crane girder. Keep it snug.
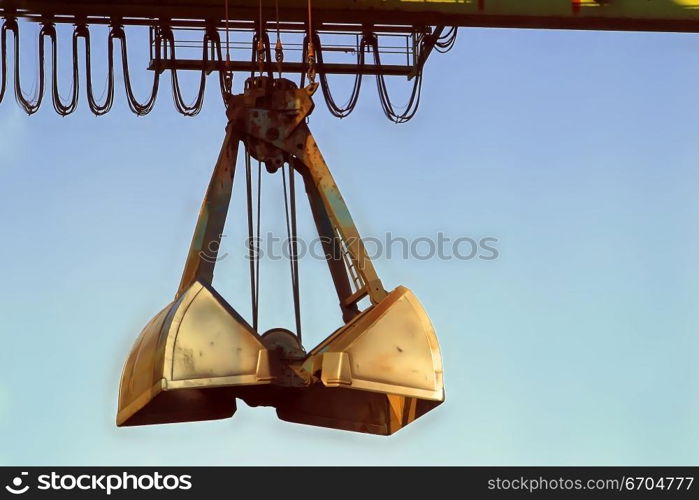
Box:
[3,1,699,32]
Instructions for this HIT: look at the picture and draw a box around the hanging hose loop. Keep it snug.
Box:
[39,21,80,115]
[110,21,160,115]
[0,18,19,106]
[367,31,422,123]
[0,19,435,120]
[0,19,8,104]
[7,17,45,115]
[74,22,115,115]
[156,24,207,115]
[312,30,365,118]
[301,29,423,121]
[162,26,209,116]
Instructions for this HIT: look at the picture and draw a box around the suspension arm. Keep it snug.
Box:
[177,125,239,298]
[228,77,388,309]
[292,124,388,306]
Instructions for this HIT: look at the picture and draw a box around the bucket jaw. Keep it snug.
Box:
[117,281,273,426]
[117,76,445,435]
[314,286,443,401]
[276,286,443,435]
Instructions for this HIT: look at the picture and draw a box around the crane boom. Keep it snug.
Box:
[2,1,699,32]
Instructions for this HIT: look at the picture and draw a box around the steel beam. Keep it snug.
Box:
[149,59,413,76]
[4,1,699,33]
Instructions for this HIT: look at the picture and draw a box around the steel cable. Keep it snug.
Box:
[160,26,207,116]
[245,150,260,331]
[281,163,302,340]
[0,21,7,104]
[40,23,79,115]
[435,26,458,53]
[309,31,365,118]
[111,25,160,115]
[366,33,423,123]
[0,18,434,121]
[74,25,114,115]
[3,18,45,115]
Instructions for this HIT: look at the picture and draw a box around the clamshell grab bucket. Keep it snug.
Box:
[117,281,273,426]
[117,77,444,435]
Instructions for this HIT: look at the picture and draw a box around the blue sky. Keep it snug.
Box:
[1,23,698,465]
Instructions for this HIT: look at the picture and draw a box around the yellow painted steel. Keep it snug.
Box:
[5,1,699,31]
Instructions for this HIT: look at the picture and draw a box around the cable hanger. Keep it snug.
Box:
[274,0,283,78]
[223,0,233,93]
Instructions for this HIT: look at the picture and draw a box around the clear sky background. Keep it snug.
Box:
[1,22,698,465]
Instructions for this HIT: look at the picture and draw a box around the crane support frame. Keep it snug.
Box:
[3,1,699,33]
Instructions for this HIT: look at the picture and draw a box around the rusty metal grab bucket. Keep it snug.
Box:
[117,77,444,435]
[118,284,443,434]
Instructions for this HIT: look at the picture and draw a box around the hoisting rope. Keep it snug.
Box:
[254,158,262,329]
[281,162,302,341]
[245,151,257,330]
[224,0,230,63]
[245,150,263,331]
